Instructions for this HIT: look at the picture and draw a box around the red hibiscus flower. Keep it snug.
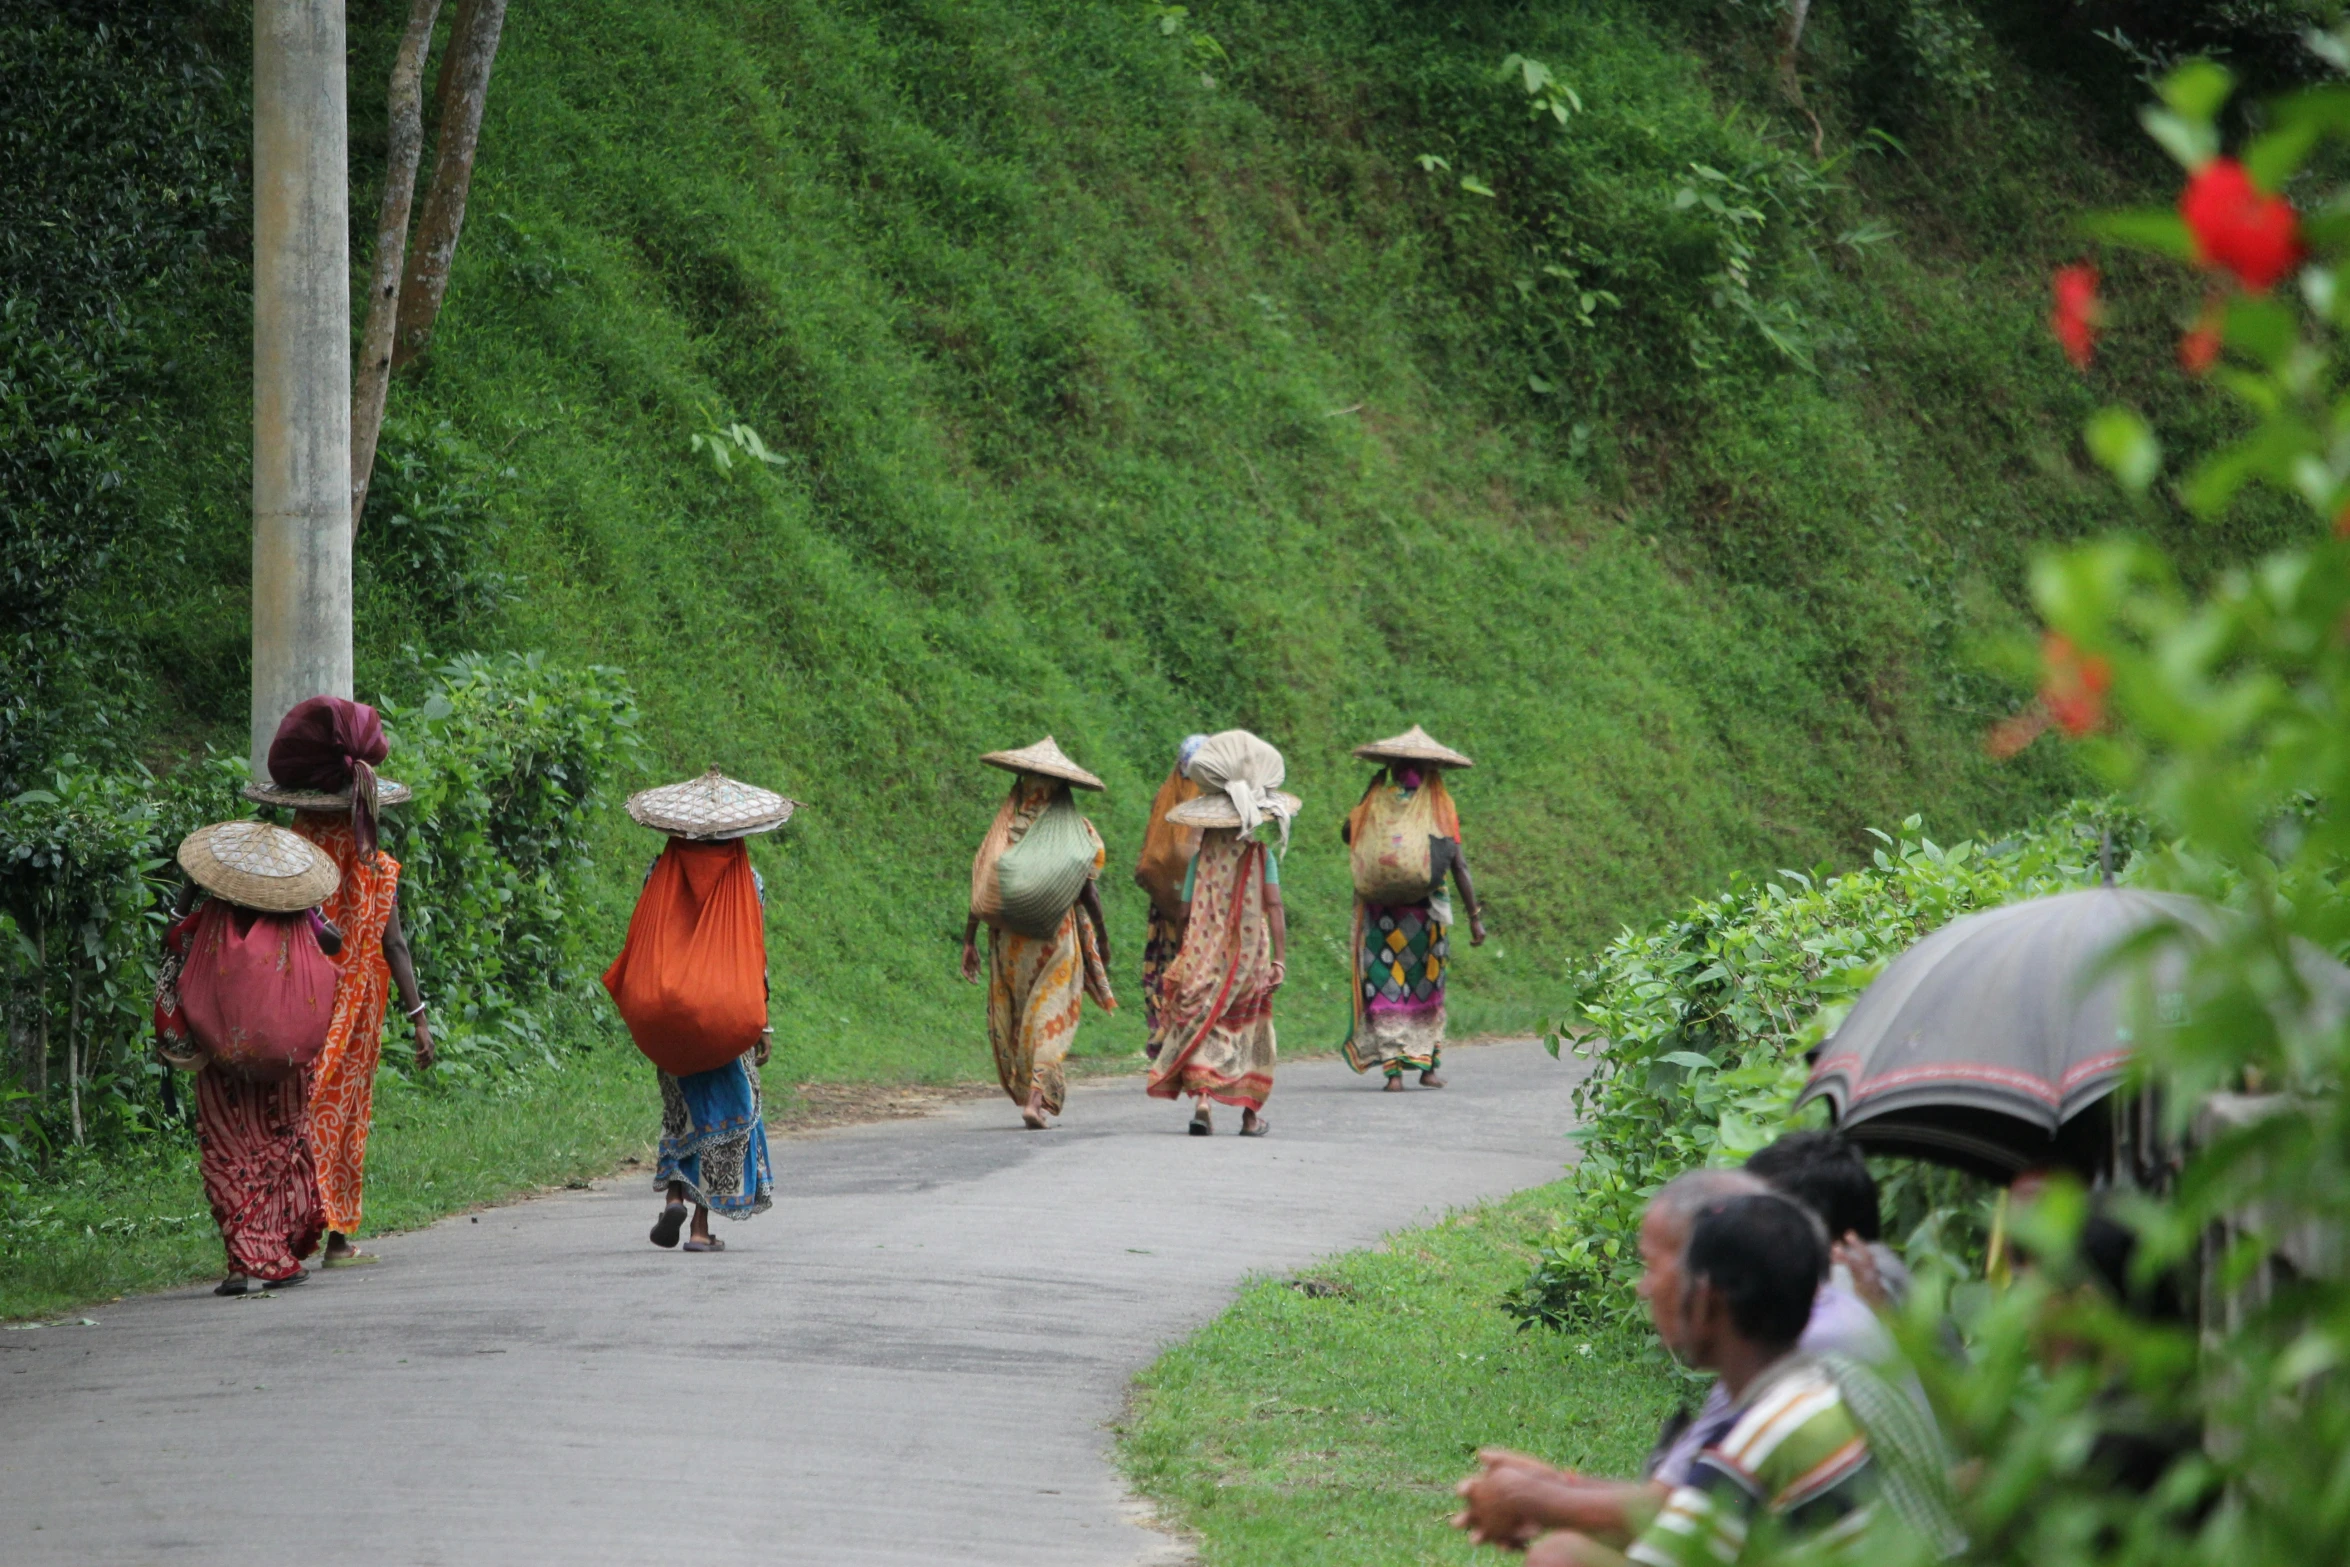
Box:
[2050,264,2102,368]
[2180,158,2302,293]
[2040,632,2112,738]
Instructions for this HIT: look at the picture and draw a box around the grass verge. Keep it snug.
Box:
[1119,1182,1682,1566]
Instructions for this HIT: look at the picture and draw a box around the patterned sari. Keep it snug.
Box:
[658,1054,773,1217]
[982,777,1116,1114]
[1146,829,1278,1110]
[165,904,324,1279]
[1341,776,1459,1078]
[291,813,400,1236]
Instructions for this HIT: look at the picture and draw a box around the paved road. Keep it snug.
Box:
[0,1040,1582,1565]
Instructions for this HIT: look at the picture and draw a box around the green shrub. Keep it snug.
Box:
[1509,799,2145,1331]
[373,651,641,1080]
[0,653,638,1178]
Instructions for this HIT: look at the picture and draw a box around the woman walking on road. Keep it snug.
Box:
[1133,734,1206,1054]
[1339,726,1486,1091]
[604,770,793,1252]
[248,697,433,1269]
[1146,730,1296,1136]
[960,737,1118,1130]
[156,821,343,1295]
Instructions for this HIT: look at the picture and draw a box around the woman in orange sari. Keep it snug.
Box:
[248,696,433,1267]
[1145,730,1297,1136]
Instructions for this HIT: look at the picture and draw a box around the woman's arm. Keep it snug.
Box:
[380,892,435,1069]
[1078,881,1111,966]
[1265,881,1287,987]
[1452,846,1488,947]
[960,912,983,983]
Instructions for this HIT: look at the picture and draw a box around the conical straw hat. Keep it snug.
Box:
[979,735,1105,791]
[625,768,799,839]
[1166,789,1304,829]
[243,777,413,810]
[178,820,340,912]
[1352,724,1473,769]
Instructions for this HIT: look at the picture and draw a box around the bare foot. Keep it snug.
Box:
[1383,1075,1406,1093]
[1420,1070,1447,1088]
[1022,1089,1050,1130]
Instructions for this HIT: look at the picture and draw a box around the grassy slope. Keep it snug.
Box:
[1120,1184,1682,1565]
[118,0,2268,1090]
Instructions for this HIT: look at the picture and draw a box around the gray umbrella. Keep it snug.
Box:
[1798,887,2348,1179]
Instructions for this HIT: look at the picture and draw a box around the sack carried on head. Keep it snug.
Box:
[602,840,768,1077]
[177,901,338,1081]
[1348,773,1461,904]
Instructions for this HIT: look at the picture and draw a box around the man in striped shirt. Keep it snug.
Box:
[1526,1194,1879,1567]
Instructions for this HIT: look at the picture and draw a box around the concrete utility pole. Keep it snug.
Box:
[249,0,352,779]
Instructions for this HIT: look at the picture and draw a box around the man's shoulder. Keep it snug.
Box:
[1712,1360,1865,1493]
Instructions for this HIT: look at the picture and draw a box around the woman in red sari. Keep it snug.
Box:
[157,820,343,1294]
[246,697,434,1266]
[1145,730,1298,1136]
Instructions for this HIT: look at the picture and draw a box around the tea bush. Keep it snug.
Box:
[0,653,638,1176]
[1509,798,2146,1331]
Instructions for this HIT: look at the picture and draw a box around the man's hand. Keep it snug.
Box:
[1453,1452,1575,1549]
[1470,912,1489,947]
[960,939,982,984]
[1833,1233,1889,1309]
[411,1017,435,1071]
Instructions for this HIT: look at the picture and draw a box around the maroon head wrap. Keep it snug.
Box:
[267,696,390,856]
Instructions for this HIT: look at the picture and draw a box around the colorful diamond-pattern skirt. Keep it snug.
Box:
[1341,897,1448,1075]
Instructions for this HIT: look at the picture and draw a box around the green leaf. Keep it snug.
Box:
[2243,123,2321,192]
[1659,1050,1717,1071]
[1458,175,1496,198]
[2140,106,2220,171]
[2223,296,2298,365]
[2157,58,2235,123]
[2080,209,2196,261]
[2085,407,2161,494]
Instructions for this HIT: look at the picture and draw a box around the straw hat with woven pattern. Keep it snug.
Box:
[178,821,340,912]
[1166,789,1303,829]
[1352,724,1473,769]
[625,768,799,839]
[243,777,413,811]
[980,735,1105,792]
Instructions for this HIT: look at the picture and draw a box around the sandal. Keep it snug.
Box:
[649,1202,688,1249]
[320,1247,379,1268]
[214,1274,251,1297]
[1188,1108,1213,1136]
[682,1236,726,1253]
[1239,1116,1270,1138]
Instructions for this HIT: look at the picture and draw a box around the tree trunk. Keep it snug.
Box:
[66,967,82,1145]
[392,0,507,370]
[33,925,47,1102]
[1777,0,1823,157]
[352,0,445,536]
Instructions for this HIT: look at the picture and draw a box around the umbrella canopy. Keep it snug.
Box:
[1799,887,2350,1179]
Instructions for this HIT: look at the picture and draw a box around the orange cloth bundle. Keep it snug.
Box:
[1133,768,1203,919]
[602,839,768,1077]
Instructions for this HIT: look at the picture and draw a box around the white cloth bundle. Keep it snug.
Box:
[1187,729,1295,850]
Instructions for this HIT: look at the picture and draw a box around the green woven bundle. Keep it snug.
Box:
[996,795,1093,937]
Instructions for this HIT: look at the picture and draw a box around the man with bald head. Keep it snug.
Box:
[1455,1157,1907,1551]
